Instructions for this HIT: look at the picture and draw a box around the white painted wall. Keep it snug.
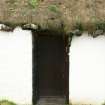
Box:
[0,27,32,104]
[69,33,105,105]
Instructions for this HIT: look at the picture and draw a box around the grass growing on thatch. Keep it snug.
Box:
[48,5,59,13]
[28,0,39,8]
[0,100,16,105]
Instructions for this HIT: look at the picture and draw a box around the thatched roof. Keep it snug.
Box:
[0,0,105,35]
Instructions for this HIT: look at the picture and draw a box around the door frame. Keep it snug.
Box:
[32,31,69,104]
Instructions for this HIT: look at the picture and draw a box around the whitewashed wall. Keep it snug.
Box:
[69,33,105,105]
[0,27,32,104]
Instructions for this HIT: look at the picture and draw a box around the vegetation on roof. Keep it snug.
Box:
[0,0,105,35]
[28,0,39,8]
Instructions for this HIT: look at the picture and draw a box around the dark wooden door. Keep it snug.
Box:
[32,33,69,104]
[37,35,65,97]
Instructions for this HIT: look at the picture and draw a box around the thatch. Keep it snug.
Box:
[0,0,105,35]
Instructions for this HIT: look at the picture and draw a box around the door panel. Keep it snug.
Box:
[37,35,65,97]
